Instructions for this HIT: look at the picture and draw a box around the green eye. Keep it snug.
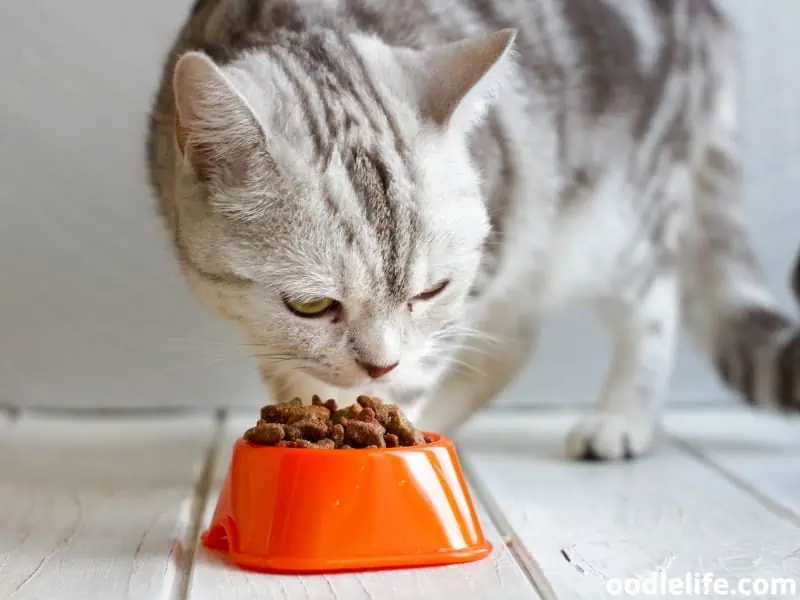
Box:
[284,297,338,317]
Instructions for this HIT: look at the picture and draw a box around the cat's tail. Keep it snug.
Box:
[682,148,800,412]
[681,8,799,412]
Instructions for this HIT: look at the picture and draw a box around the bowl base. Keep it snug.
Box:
[201,528,493,574]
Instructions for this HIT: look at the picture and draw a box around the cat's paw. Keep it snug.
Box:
[566,412,656,461]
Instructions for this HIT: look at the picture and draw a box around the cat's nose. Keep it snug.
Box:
[357,360,399,379]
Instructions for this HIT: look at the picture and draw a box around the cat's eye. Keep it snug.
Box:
[412,279,451,302]
[283,296,338,318]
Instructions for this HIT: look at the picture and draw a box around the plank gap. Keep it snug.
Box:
[487,400,745,413]
[669,434,800,528]
[15,406,219,418]
[460,453,559,600]
[176,409,227,600]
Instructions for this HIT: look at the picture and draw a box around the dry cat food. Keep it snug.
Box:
[243,395,433,449]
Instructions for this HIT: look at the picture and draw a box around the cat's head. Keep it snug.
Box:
[169,28,516,390]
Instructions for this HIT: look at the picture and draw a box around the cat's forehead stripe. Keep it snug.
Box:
[271,29,419,300]
[338,31,410,157]
[321,179,389,290]
[285,33,346,161]
[301,32,376,139]
[267,44,328,158]
[273,28,413,175]
[346,147,415,299]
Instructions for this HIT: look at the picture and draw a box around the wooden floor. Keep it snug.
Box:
[1,407,799,600]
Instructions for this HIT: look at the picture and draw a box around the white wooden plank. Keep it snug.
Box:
[187,414,539,600]
[0,413,217,600]
[663,409,800,521]
[459,411,800,600]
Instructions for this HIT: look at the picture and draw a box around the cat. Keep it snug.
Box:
[147,0,800,461]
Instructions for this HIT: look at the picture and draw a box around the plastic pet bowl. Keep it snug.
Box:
[201,432,492,573]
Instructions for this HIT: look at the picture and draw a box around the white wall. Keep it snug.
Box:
[0,0,265,409]
[0,1,797,410]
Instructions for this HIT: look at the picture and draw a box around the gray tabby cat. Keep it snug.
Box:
[147,0,800,460]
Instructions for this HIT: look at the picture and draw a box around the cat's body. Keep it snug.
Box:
[148,0,800,460]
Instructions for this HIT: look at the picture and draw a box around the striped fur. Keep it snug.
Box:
[147,0,799,461]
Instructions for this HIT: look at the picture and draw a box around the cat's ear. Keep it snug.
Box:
[408,29,517,131]
[172,51,267,183]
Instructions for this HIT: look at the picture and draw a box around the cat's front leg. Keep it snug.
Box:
[408,303,540,435]
[567,269,680,461]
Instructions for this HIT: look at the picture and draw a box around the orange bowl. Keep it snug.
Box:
[201,432,492,574]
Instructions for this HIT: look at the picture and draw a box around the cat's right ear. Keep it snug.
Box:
[172,51,267,183]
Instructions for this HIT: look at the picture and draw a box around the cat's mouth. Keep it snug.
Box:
[303,365,372,389]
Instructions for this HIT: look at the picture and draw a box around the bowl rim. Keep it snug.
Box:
[236,430,450,454]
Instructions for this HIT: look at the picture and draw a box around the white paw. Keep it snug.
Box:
[566,412,657,461]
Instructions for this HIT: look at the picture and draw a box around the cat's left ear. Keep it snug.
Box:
[405,29,517,132]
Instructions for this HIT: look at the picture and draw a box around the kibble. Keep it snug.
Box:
[243,395,431,449]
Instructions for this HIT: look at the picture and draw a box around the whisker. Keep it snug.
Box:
[439,356,486,378]
[432,343,495,360]
[444,325,505,343]
[434,327,510,349]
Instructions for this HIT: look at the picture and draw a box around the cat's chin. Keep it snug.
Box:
[306,368,371,389]
[266,367,369,398]
[266,369,380,408]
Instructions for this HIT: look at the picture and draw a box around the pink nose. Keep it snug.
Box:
[358,361,399,379]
